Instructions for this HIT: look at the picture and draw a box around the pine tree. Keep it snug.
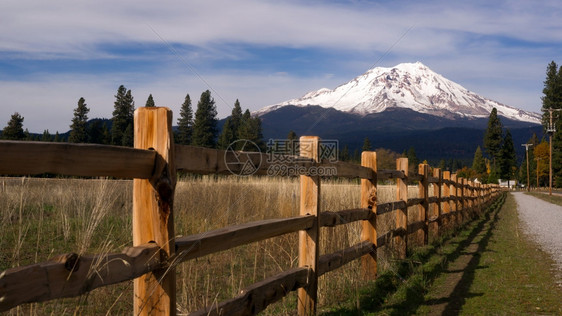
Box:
[102,123,111,144]
[407,146,418,166]
[484,108,503,166]
[230,100,243,136]
[541,61,561,122]
[87,120,103,144]
[111,85,134,146]
[217,118,235,149]
[237,109,264,151]
[191,90,218,148]
[237,110,252,140]
[145,94,155,107]
[472,146,486,173]
[499,129,517,183]
[217,99,244,149]
[362,137,372,152]
[24,128,33,141]
[41,130,51,142]
[69,97,90,143]
[2,112,25,140]
[488,165,500,184]
[176,93,193,145]
[540,61,562,187]
[123,90,135,145]
[54,131,61,142]
[122,123,133,147]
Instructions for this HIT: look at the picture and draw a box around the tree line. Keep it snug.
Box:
[4,58,560,186]
[514,60,562,188]
[440,60,562,187]
[1,86,264,150]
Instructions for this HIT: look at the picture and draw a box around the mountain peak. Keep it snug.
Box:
[257,62,541,124]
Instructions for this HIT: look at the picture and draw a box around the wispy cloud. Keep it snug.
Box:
[1,0,561,132]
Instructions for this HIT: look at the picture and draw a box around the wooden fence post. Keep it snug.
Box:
[133,107,176,316]
[298,136,320,316]
[476,183,482,215]
[442,171,451,230]
[418,164,429,246]
[449,173,458,226]
[361,152,377,280]
[466,180,470,221]
[468,180,472,215]
[458,177,465,220]
[432,168,442,241]
[395,158,408,259]
[468,181,474,218]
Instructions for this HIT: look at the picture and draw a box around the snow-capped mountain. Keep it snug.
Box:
[257,62,541,124]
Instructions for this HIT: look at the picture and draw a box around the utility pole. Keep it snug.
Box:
[544,108,562,196]
[522,143,533,192]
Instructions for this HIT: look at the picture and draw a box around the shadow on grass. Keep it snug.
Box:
[321,194,505,316]
[423,202,501,315]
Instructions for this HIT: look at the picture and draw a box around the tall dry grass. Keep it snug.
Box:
[0,177,134,315]
[0,175,427,315]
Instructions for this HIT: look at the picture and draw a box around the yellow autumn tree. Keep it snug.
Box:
[534,140,550,186]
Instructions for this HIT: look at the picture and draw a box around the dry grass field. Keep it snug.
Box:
[0,175,427,315]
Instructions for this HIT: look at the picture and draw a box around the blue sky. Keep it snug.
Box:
[1,0,562,133]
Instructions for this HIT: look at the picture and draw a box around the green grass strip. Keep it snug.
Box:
[321,193,562,315]
[525,191,562,207]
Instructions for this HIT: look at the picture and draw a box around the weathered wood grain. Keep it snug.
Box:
[298,136,320,316]
[395,158,409,259]
[378,169,406,180]
[327,160,375,179]
[318,241,374,276]
[319,208,371,227]
[377,201,407,216]
[133,107,176,316]
[0,243,163,312]
[418,164,430,245]
[360,151,377,280]
[174,216,314,261]
[190,267,309,316]
[0,141,155,178]
[442,171,451,229]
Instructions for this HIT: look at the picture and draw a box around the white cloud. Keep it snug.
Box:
[1,0,560,132]
[3,0,560,57]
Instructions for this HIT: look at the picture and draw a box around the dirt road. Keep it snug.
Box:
[513,191,562,284]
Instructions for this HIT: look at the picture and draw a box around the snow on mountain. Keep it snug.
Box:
[257,62,541,124]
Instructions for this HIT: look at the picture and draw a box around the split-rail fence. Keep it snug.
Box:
[0,107,500,315]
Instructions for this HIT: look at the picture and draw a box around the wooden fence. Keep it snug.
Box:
[0,107,500,315]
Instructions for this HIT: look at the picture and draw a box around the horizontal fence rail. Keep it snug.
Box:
[0,141,156,178]
[174,216,315,262]
[0,107,501,315]
[0,243,164,310]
